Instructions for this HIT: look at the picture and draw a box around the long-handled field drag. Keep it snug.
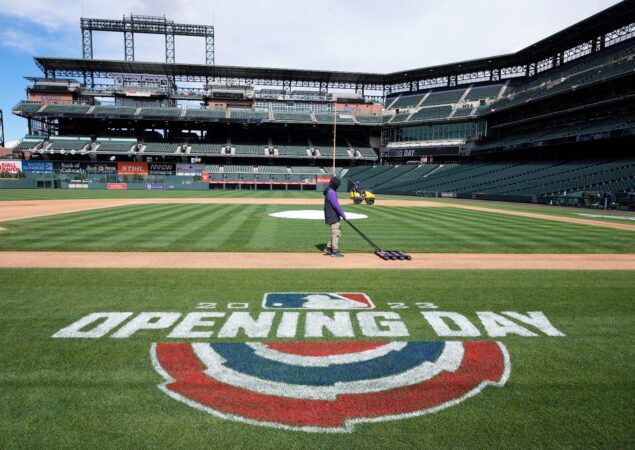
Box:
[345,220,412,260]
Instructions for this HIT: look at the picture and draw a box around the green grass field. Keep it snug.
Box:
[1,188,633,226]
[1,202,634,253]
[1,189,634,449]
[0,269,633,449]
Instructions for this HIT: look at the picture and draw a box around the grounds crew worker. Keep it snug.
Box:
[323,176,347,257]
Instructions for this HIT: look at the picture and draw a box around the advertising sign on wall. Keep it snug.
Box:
[118,162,148,176]
[0,160,22,174]
[148,163,176,175]
[107,183,128,190]
[57,162,85,174]
[22,161,53,174]
[176,163,203,176]
[85,162,118,175]
[316,176,332,184]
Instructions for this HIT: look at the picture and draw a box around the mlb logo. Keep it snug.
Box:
[263,292,374,309]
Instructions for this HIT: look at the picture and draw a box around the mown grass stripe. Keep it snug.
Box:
[163,205,234,249]
[1,203,634,253]
[247,205,284,250]
[107,204,215,251]
[46,204,196,251]
[197,204,255,251]
[0,204,169,250]
[146,204,246,251]
[224,205,267,250]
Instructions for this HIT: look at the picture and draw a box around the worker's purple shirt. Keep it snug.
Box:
[326,189,347,220]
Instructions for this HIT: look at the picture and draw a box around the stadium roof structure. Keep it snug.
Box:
[34,58,386,90]
[34,1,635,93]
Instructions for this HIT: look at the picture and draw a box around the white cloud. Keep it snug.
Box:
[0,29,37,53]
[0,0,623,69]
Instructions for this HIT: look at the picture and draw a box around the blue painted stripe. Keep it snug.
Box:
[264,292,340,309]
[209,341,444,386]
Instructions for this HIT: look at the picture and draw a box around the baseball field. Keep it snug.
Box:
[1,189,634,449]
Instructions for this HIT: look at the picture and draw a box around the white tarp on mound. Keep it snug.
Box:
[269,210,368,220]
[577,213,635,222]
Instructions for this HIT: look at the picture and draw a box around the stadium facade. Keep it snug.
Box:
[6,2,635,206]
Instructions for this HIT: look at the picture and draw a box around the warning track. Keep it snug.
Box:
[1,251,634,270]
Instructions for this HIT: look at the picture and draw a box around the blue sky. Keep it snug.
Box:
[0,0,621,144]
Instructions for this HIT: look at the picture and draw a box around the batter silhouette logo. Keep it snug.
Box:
[150,292,511,433]
[263,292,375,309]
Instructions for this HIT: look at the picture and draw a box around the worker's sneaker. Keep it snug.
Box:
[330,251,344,258]
[323,245,332,255]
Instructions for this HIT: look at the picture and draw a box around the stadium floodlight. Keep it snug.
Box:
[80,15,215,65]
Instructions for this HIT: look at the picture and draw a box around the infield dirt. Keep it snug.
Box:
[1,251,634,270]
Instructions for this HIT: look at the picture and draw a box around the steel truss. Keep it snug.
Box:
[500,66,527,79]
[80,15,214,65]
[45,18,635,99]
[562,41,593,63]
[457,71,493,85]
[605,22,635,46]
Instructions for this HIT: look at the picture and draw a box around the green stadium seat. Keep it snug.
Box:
[355,115,387,125]
[91,106,138,116]
[408,106,452,121]
[422,89,465,106]
[272,112,313,122]
[464,85,503,101]
[42,104,91,114]
[139,108,182,118]
[13,102,44,114]
[229,110,269,120]
[143,143,179,154]
[186,109,227,119]
[95,140,136,153]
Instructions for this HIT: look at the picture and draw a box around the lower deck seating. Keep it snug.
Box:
[350,159,635,196]
[197,165,337,183]
[291,166,325,174]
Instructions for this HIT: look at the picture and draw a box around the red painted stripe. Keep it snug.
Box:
[340,293,372,307]
[155,342,505,428]
[264,341,389,356]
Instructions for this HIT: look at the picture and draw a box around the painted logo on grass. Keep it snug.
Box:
[149,292,508,433]
[152,339,509,432]
[263,292,374,310]
[54,294,569,432]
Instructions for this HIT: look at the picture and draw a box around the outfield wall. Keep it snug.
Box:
[0,179,38,189]
[0,173,317,191]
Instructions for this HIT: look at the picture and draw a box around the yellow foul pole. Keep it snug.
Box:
[332,107,337,176]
